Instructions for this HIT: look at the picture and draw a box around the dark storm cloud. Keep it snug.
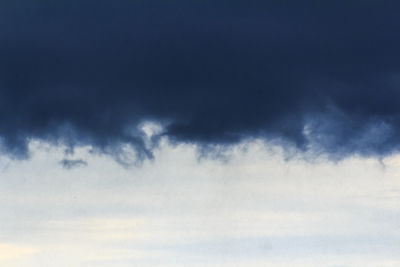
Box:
[1,0,400,160]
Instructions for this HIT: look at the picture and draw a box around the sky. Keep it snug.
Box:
[1,1,400,266]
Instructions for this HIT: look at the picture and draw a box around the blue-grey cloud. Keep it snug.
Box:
[1,1,400,160]
[59,159,87,169]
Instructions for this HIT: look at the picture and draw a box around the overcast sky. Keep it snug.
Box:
[1,1,400,266]
[1,137,400,266]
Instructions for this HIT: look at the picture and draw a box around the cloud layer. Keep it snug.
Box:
[1,1,400,159]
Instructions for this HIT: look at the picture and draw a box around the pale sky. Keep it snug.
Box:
[1,136,399,267]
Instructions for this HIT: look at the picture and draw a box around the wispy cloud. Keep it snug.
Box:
[59,159,87,169]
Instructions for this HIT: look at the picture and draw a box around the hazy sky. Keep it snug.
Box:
[1,136,400,266]
[1,1,400,266]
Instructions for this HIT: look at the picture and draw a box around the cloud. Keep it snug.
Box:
[59,159,87,169]
[1,1,400,160]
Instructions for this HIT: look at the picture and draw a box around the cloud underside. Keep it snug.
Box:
[1,1,400,160]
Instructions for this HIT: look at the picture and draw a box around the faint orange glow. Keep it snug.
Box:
[0,243,38,260]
